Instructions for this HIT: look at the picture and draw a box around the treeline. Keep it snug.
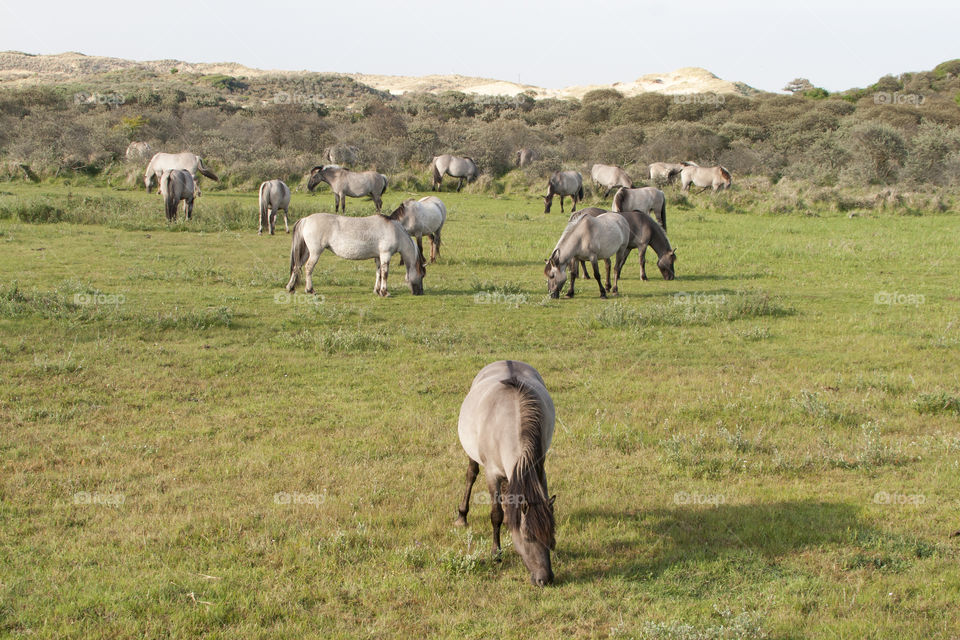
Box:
[3,60,960,192]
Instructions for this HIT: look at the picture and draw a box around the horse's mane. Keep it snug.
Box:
[719,166,732,180]
[502,376,555,550]
[385,202,406,220]
[613,188,626,212]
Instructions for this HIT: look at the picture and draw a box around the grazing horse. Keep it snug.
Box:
[387,196,446,263]
[455,360,556,587]
[307,165,388,213]
[590,164,633,198]
[544,211,629,298]
[568,208,677,282]
[286,213,425,297]
[431,154,479,191]
[612,186,667,231]
[680,163,732,192]
[515,148,537,167]
[144,152,218,195]
[543,171,584,214]
[159,169,195,222]
[258,179,291,235]
[648,162,685,185]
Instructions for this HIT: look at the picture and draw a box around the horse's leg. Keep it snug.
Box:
[378,254,390,297]
[487,476,504,560]
[374,257,382,295]
[591,259,607,298]
[186,198,193,221]
[374,193,382,213]
[603,187,611,198]
[456,177,464,192]
[572,196,577,213]
[431,229,440,262]
[604,258,612,293]
[283,208,289,234]
[613,248,628,294]
[340,193,346,213]
[303,251,320,294]
[269,209,276,235]
[454,458,480,526]
[560,195,565,214]
[639,242,649,281]
[566,262,577,298]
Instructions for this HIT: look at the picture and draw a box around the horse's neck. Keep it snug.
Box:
[649,226,671,257]
[398,235,419,269]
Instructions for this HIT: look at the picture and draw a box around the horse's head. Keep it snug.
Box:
[543,192,554,214]
[509,494,556,586]
[719,167,732,188]
[658,248,677,280]
[544,250,567,298]
[405,243,426,295]
[307,165,326,192]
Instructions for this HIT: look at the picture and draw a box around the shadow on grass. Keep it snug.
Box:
[562,500,862,583]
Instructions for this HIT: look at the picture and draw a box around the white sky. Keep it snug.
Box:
[1,0,957,92]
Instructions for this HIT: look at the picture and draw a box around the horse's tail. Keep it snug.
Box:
[577,183,584,201]
[196,157,219,181]
[259,182,269,227]
[612,188,626,212]
[720,166,732,183]
[289,217,309,276]
[380,174,388,194]
[658,195,667,232]
[431,157,441,186]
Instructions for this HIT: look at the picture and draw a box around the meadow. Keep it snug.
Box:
[1,182,959,639]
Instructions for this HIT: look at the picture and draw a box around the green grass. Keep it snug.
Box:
[1,183,959,638]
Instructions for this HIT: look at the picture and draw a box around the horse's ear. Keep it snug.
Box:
[310,165,323,175]
[549,249,559,264]
[549,495,556,507]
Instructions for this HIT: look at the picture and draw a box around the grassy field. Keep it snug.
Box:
[1,182,959,639]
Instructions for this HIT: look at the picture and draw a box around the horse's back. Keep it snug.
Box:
[459,361,554,477]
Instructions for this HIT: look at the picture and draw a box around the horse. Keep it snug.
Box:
[387,196,446,263]
[258,179,291,235]
[455,360,556,587]
[307,165,388,213]
[680,163,732,192]
[612,186,667,231]
[648,162,685,186]
[567,208,677,282]
[590,164,633,198]
[144,152,218,195]
[323,144,359,166]
[544,211,629,298]
[431,155,479,191]
[159,169,195,222]
[515,148,537,168]
[543,171,584,214]
[286,213,425,297]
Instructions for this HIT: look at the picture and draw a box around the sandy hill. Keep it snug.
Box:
[0,51,756,98]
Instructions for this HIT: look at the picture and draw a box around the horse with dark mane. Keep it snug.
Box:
[455,360,557,586]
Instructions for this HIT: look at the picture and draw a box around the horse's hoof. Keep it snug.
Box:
[600,293,608,299]
[492,550,503,562]
[257,231,262,236]
[454,516,467,527]
[564,293,574,299]
[305,288,314,294]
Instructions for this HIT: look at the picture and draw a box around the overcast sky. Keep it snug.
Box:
[1,0,957,92]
